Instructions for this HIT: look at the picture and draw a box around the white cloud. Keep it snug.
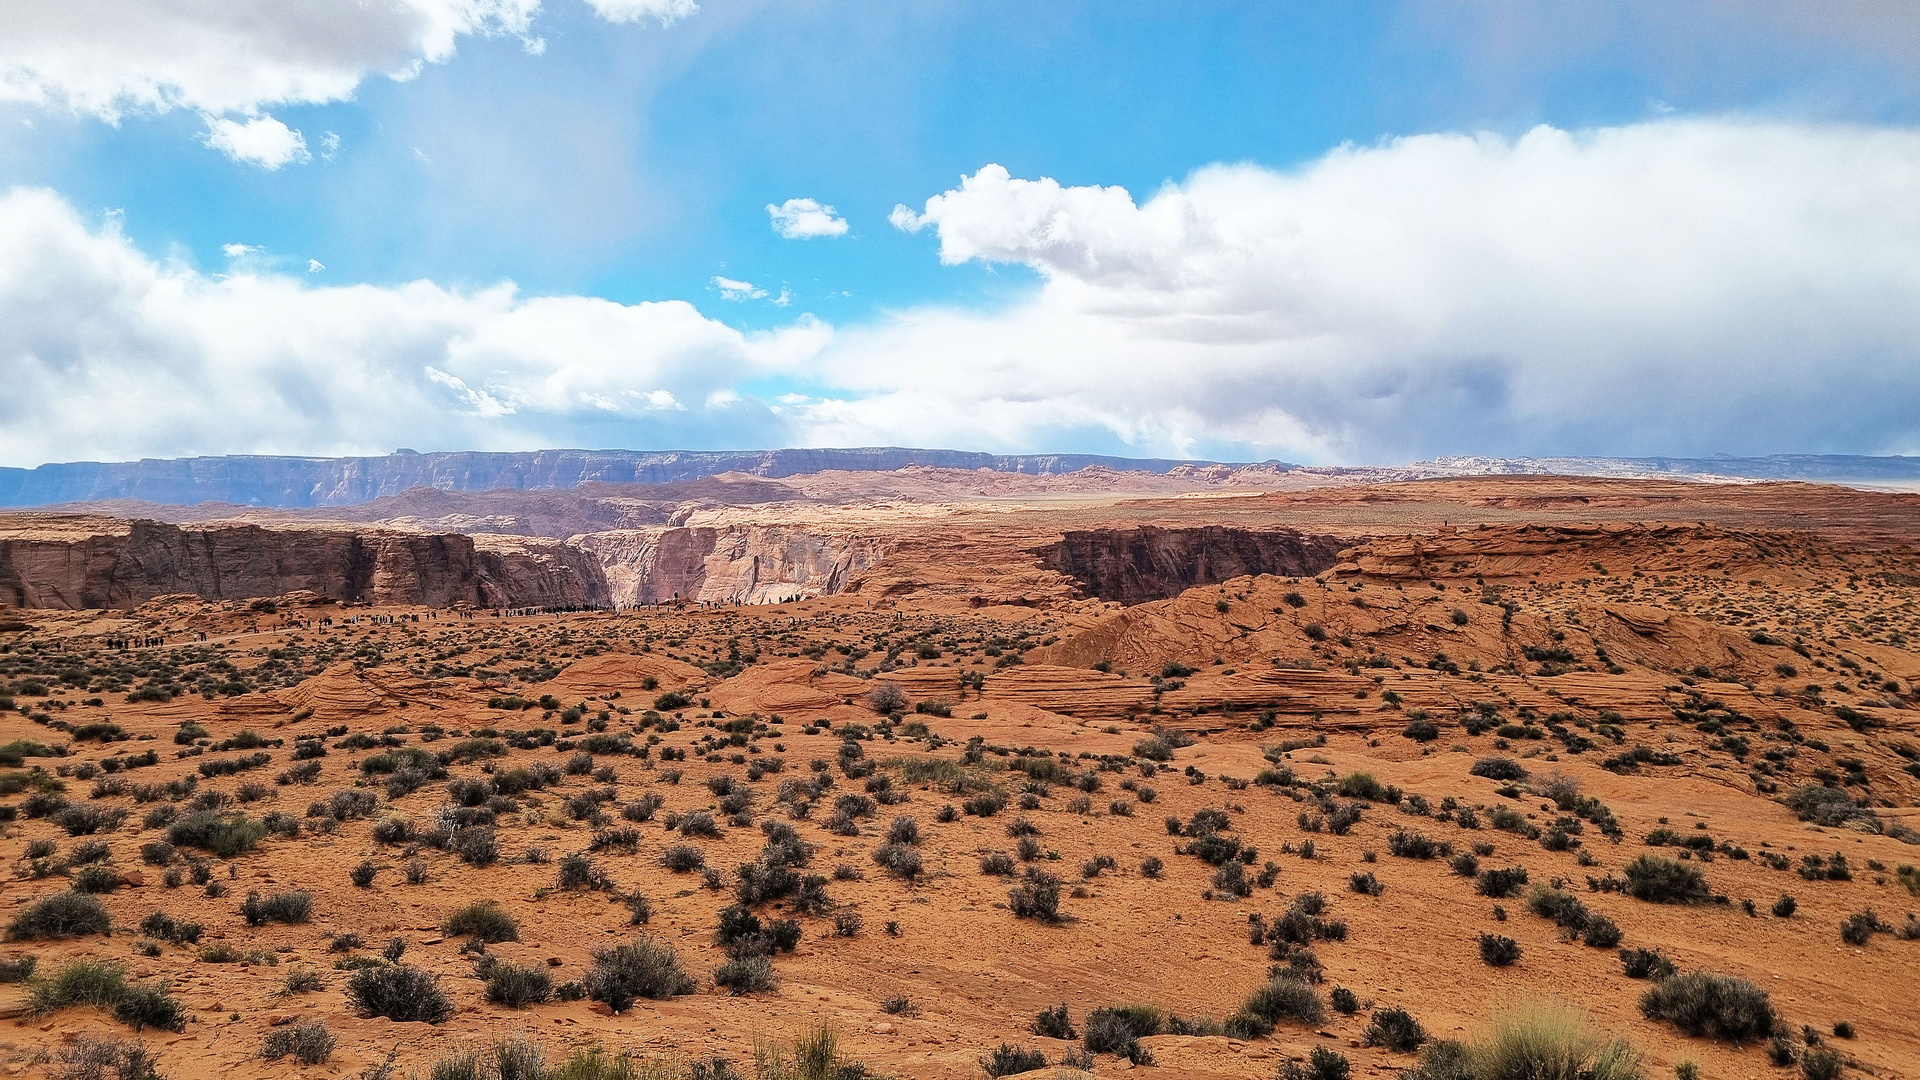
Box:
[768,198,849,239]
[0,0,544,120]
[202,114,309,169]
[585,0,698,26]
[0,187,829,464]
[222,243,259,259]
[772,285,792,307]
[306,259,324,273]
[711,275,767,301]
[861,119,1920,460]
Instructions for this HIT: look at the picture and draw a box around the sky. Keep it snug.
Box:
[4,0,1920,468]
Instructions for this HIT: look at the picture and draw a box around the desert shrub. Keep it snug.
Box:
[166,812,267,857]
[1582,915,1622,949]
[10,891,111,939]
[1639,971,1776,1041]
[1476,867,1529,898]
[52,1033,167,1080]
[1365,1006,1428,1052]
[240,890,312,925]
[1279,1046,1351,1080]
[1141,855,1163,878]
[980,1044,1048,1078]
[1404,717,1441,742]
[1456,1003,1642,1080]
[1800,1046,1843,1080]
[1839,909,1884,946]
[1478,934,1521,966]
[1244,976,1326,1027]
[865,682,908,714]
[1007,868,1063,922]
[349,860,379,888]
[980,851,1016,876]
[261,1020,335,1065]
[1619,948,1676,980]
[585,936,696,1013]
[71,866,119,894]
[713,954,774,995]
[1084,1005,1162,1063]
[1330,987,1359,1015]
[1033,1003,1076,1039]
[137,912,202,946]
[55,803,128,836]
[484,960,554,1007]
[106,980,183,1034]
[451,825,500,866]
[1470,757,1529,782]
[445,900,519,943]
[1772,894,1797,918]
[29,959,126,1016]
[1349,871,1384,896]
[662,844,706,872]
[281,967,324,994]
[0,956,35,983]
[872,842,922,880]
[346,964,451,1024]
[1622,854,1710,904]
[557,851,614,891]
[1389,830,1443,859]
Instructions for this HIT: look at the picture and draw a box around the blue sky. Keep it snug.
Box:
[3,1,1920,466]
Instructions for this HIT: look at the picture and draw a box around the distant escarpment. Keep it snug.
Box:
[0,447,1241,509]
[1036,525,1346,605]
[0,517,607,610]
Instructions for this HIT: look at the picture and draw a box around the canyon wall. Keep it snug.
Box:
[574,525,892,606]
[1036,525,1346,604]
[0,518,608,610]
[0,448,1240,509]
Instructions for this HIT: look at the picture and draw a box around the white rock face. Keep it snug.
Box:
[573,525,892,605]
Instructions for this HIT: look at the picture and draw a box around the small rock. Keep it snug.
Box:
[547,957,563,967]
[874,1023,894,1035]
[267,1014,295,1027]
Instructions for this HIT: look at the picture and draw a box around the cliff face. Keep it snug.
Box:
[0,517,608,610]
[0,448,1243,509]
[574,525,891,606]
[1035,525,1345,605]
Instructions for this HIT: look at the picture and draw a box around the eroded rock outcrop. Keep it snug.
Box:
[574,524,892,605]
[1035,525,1345,605]
[0,516,608,610]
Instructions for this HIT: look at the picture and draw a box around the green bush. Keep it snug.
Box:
[29,959,127,1014]
[445,900,520,943]
[346,964,451,1024]
[240,890,312,925]
[1242,976,1326,1027]
[980,1044,1048,1078]
[1084,1005,1161,1064]
[9,890,111,939]
[261,1020,335,1065]
[1457,1003,1642,1080]
[484,961,553,1007]
[1622,854,1711,904]
[167,813,268,858]
[584,936,696,1013]
[1639,972,1775,1041]
[113,982,188,1033]
[1364,1006,1429,1052]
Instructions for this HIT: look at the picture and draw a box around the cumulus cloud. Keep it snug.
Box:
[0,187,828,464]
[584,0,698,26]
[711,275,767,301]
[0,0,544,120]
[202,114,310,169]
[861,120,1920,460]
[768,198,849,239]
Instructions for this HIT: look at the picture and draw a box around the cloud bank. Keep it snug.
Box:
[0,0,684,167]
[3,118,1918,465]
[0,187,824,464]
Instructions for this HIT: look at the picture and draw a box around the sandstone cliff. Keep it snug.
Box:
[1034,525,1345,604]
[574,524,891,605]
[0,516,608,610]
